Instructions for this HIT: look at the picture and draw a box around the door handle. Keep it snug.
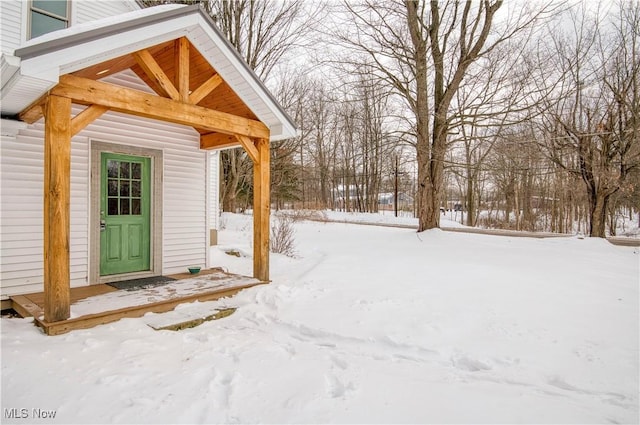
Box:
[100,220,106,232]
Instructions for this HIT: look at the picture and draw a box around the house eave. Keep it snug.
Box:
[5,4,298,140]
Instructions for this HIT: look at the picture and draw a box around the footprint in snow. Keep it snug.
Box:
[324,373,355,399]
[209,370,236,409]
[451,355,492,372]
[330,354,348,370]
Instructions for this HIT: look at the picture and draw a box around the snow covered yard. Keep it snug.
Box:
[2,213,638,424]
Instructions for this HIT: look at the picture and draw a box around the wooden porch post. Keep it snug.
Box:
[253,138,270,281]
[43,95,72,322]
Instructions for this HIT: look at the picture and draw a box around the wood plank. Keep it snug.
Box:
[19,94,47,124]
[1,299,13,311]
[175,37,190,102]
[236,135,259,164]
[43,95,72,323]
[200,132,241,150]
[197,82,258,120]
[10,295,43,318]
[20,284,118,309]
[51,75,270,139]
[35,282,265,335]
[72,54,137,80]
[253,137,271,282]
[189,74,223,105]
[199,133,258,163]
[70,105,108,136]
[132,49,180,101]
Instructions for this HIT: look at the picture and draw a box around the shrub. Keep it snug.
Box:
[282,209,328,223]
[270,215,296,257]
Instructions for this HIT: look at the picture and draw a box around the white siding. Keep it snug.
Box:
[73,1,139,24]
[1,0,23,54]
[0,128,44,296]
[209,151,220,231]
[0,70,209,298]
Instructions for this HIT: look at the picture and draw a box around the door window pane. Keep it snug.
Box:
[120,162,130,179]
[132,163,141,180]
[120,199,130,215]
[131,180,141,197]
[108,198,118,216]
[107,160,118,178]
[108,179,118,196]
[120,180,130,197]
[131,199,141,215]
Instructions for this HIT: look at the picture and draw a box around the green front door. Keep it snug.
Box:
[100,153,151,276]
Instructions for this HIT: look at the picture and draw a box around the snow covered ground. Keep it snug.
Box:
[283,209,465,228]
[2,212,638,424]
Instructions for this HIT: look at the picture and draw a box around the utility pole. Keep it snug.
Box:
[394,155,399,217]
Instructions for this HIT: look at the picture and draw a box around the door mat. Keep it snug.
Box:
[107,276,177,291]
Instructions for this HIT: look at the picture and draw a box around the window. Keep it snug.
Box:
[29,1,69,39]
[106,159,144,216]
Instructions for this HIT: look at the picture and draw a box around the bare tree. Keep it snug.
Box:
[535,1,640,237]
[331,71,394,213]
[333,0,556,231]
[212,0,318,211]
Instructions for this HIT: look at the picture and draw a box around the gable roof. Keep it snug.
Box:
[1,4,297,141]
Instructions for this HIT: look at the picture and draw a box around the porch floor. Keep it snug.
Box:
[10,268,265,335]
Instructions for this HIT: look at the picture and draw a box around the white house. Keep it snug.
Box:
[0,1,296,320]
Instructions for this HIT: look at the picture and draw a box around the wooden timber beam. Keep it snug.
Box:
[235,135,259,164]
[132,49,180,101]
[51,75,270,139]
[43,95,72,323]
[200,132,240,150]
[189,74,223,105]
[175,37,190,102]
[70,105,108,136]
[19,93,48,124]
[23,100,108,134]
[253,137,270,282]
[200,133,259,163]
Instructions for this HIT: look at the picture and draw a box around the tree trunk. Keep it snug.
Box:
[465,173,476,227]
[589,192,609,238]
[405,1,434,232]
